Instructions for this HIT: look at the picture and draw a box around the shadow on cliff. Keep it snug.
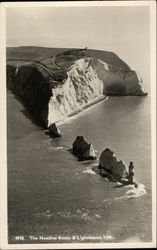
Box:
[13,93,48,130]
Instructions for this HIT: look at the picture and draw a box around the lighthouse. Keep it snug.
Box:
[128,161,134,184]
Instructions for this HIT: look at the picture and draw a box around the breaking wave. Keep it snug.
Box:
[102,183,147,204]
[82,168,96,175]
[125,183,146,198]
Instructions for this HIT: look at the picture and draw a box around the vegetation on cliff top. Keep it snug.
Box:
[7,46,130,70]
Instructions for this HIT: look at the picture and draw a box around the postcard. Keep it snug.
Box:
[0,1,156,249]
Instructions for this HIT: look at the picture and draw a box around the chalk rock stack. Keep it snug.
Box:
[48,123,61,138]
[72,136,96,161]
[99,148,128,180]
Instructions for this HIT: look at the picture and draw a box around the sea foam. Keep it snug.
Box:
[125,183,147,198]
[102,183,147,204]
[82,168,96,175]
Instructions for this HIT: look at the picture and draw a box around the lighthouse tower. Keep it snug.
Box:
[128,161,134,184]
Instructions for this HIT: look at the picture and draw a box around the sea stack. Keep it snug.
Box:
[72,136,96,161]
[99,148,128,181]
[48,123,61,138]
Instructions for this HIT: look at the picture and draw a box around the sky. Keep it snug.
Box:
[6,5,150,85]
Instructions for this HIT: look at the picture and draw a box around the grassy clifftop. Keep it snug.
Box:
[7,46,130,70]
[7,46,68,61]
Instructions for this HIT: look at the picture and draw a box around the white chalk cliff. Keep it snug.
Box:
[47,57,146,125]
[7,49,147,127]
[48,58,104,125]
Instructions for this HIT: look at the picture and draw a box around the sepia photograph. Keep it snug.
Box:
[0,1,156,249]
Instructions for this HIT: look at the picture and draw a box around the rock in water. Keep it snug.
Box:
[99,148,128,180]
[48,123,61,138]
[72,136,96,160]
[73,136,89,155]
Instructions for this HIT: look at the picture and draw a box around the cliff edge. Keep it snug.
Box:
[7,47,147,127]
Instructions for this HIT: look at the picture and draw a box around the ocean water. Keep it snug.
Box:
[7,91,152,244]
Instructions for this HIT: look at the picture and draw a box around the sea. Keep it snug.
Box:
[7,88,152,244]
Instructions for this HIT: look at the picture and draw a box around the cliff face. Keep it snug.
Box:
[89,58,145,96]
[7,65,16,90]
[47,58,104,125]
[7,48,147,127]
[47,57,146,125]
[7,65,52,126]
